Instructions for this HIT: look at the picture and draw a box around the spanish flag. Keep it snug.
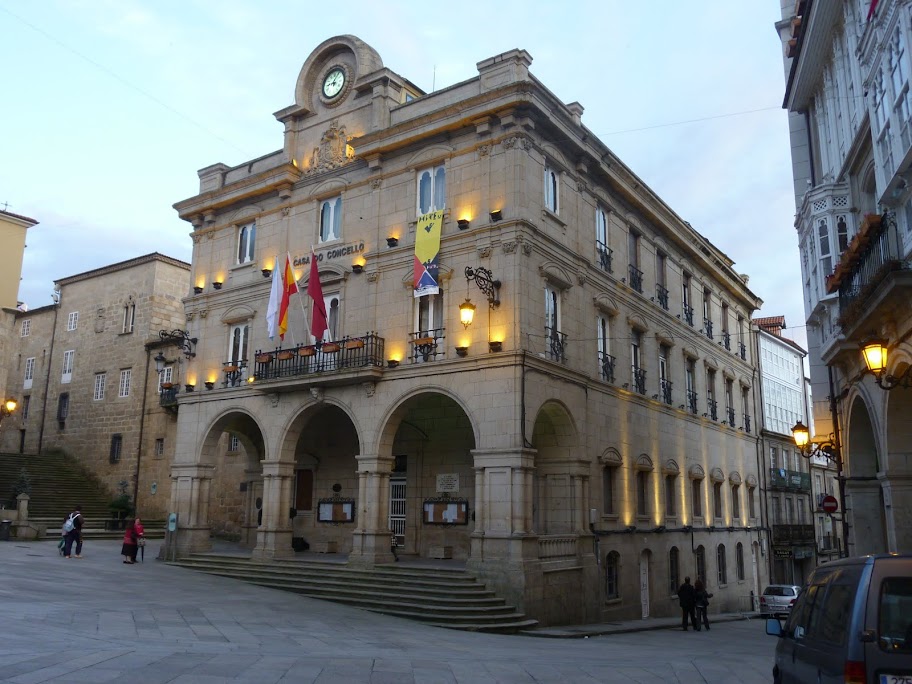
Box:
[266,253,299,341]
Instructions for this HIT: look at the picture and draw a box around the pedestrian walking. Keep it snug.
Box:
[62,506,83,559]
[694,578,713,631]
[677,576,698,631]
[121,517,143,564]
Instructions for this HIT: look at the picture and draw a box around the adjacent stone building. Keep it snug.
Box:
[169,35,767,625]
[0,253,190,519]
[0,209,37,405]
[776,0,912,555]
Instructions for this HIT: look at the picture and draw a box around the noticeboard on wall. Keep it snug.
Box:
[422,498,469,525]
[317,498,355,523]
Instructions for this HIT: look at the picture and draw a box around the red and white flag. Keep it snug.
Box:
[266,253,298,341]
[307,250,327,341]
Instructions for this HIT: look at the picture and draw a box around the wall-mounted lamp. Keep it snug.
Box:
[0,397,18,427]
[193,286,204,294]
[861,337,912,390]
[157,330,198,360]
[488,340,503,353]
[455,346,468,357]
[387,359,400,368]
[212,281,223,290]
[386,236,399,248]
[459,299,477,328]
[204,381,215,391]
[457,218,470,230]
[489,209,503,222]
[352,264,364,274]
[185,383,195,392]
[261,268,272,279]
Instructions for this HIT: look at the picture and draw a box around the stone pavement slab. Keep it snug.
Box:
[0,540,776,683]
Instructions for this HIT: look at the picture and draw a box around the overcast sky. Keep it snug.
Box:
[1,1,806,348]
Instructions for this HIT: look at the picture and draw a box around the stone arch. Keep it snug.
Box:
[539,261,573,291]
[278,398,363,464]
[846,393,880,477]
[593,293,620,316]
[198,407,268,468]
[729,471,742,486]
[540,142,572,172]
[709,467,725,483]
[311,178,350,199]
[221,304,257,325]
[885,359,912,474]
[531,399,583,535]
[378,385,479,456]
[226,204,263,224]
[300,262,348,288]
[635,454,654,471]
[599,447,623,466]
[663,459,680,475]
[405,144,455,169]
[294,35,383,109]
[689,464,705,480]
[845,392,886,555]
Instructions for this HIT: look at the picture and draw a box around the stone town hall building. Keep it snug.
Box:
[169,35,766,625]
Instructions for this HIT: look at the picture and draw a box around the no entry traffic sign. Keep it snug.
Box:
[821,495,839,514]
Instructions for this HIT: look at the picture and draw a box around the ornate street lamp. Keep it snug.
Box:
[0,397,18,429]
[861,337,912,390]
[158,329,197,360]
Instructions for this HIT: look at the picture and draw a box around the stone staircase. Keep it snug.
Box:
[169,554,538,633]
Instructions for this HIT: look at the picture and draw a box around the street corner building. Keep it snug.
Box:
[168,35,767,626]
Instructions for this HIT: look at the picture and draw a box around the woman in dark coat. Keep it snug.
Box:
[694,578,713,631]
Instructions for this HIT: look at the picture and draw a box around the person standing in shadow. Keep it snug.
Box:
[694,578,713,631]
[677,576,698,631]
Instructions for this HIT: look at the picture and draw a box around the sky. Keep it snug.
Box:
[0,1,807,349]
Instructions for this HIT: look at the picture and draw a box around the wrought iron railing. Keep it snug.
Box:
[628,264,644,293]
[599,351,615,383]
[686,389,698,414]
[743,414,751,434]
[655,284,669,310]
[772,523,815,545]
[703,318,714,340]
[726,406,736,427]
[546,327,567,363]
[410,328,445,363]
[706,398,718,421]
[721,331,731,351]
[739,342,747,360]
[682,305,694,326]
[223,360,248,387]
[159,385,179,409]
[660,379,673,405]
[253,332,385,381]
[597,241,613,273]
[631,367,646,394]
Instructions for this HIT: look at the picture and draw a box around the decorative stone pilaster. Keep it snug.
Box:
[348,454,396,566]
[168,463,215,556]
[251,460,296,560]
[880,475,912,552]
[846,479,888,556]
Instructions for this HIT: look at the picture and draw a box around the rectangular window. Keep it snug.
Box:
[24,357,35,390]
[155,438,164,458]
[295,469,314,511]
[119,369,131,398]
[61,350,74,384]
[67,311,78,331]
[596,207,611,272]
[628,230,640,269]
[665,474,676,517]
[21,395,30,420]
[415,292,443,336]
[543,164,559,213]
[692,479,703,519]
[602,466,616,515]
[158,366,173,390]
[770,446,779,470]
[109,434,123,464]
[637,471,649,517]
[817,217,833,276]
[605,552,620,599]
[681,273,693,325]
[597,315,612,381]
[717,545,727,585]
[713,481,723,519]
[785,497,794,523]
[748,486,756,519]
[57,392,69,422]
[669,547,680,595]
[771,495,780,524]
[93,373,106,401]
[229,434,240,452]
[731,484,740,519]
[237,221,256,264]
[229,324,250,364]
[417,165,446,215]
[630,329,641,380]
[319,196,342,243]
[122,304,135,334]
[20,319,30,337]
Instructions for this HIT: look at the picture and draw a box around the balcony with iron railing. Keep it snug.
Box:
[772,523,815,545]
[629,367,646,394]
[252,332,385,388]
[682,305,694,326]
[705,398,717,421]
[546,327,567,363]
[410,328,445,363]
[703,318,713,340]
[685,389,698,414]
[743,414,751,434]
[726,406,736,427]
[655,284,669,311]
[628,264,644,293]
[159,384,179,413]
[223,360,248,387]
[597,241,613,274]
[832,212,912,336]
[659,378,672,405]
[599,351,615,383]
[769,468,811,492]
[721,331,731,351]
[739,341,747,360]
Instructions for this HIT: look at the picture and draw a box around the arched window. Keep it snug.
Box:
[717,544,728,585]
[606,551,620,600]
[668,546,680,594]
[736,542,745,581]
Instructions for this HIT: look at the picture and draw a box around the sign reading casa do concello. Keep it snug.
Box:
[292,242,365,267]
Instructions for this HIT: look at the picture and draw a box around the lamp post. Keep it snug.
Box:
[792,420,849,558]
[0,397,18,428]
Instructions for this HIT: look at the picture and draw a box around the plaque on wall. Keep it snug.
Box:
[317,498,355,523]
[422,498,469,525]
[436,473,460,493]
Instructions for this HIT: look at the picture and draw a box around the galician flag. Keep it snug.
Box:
[266,253,298,341]
[308,249,328,341]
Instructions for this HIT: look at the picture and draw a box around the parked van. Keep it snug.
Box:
[766,554,912,684]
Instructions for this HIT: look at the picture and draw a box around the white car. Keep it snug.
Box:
[759,584,801,618]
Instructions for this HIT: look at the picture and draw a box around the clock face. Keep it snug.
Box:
[323,68,345,98]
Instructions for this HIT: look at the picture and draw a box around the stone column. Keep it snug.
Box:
[251,460,295,561]
[169,463,215,556]
[881,475,912,552]
[348,454,396,567]
[845,480,887,556]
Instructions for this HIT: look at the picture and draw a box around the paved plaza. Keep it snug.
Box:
[0,540,776,683]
